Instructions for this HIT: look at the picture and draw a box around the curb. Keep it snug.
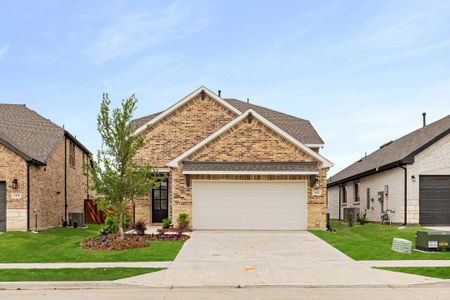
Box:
[1,280,449,290]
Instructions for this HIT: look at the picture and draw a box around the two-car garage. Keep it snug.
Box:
[192,181,307,230]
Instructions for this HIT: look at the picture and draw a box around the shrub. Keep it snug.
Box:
[162,218,172,229]
[131,220,147,235]
[62,219,68,228]
[346,212,354,227]
[357,214,367,225]
[177,213,189,230]
[73,221,78,229]
[105,216,118,233]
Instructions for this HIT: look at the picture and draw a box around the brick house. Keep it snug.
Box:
[131,86,332,230]
[328,114,450,226]
[0,104,90,232]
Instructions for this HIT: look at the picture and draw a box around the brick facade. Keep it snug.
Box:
[134,95,328,229]
[0,144,28,231]
[0,137,89,231]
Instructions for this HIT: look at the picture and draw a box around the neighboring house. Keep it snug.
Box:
[328,115,450,226]
[0,104,91,232]
[131,86,332,230]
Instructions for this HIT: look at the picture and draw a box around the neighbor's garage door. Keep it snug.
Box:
[0,182,6,232]
[192,181,307,230]
[420,176,450,225]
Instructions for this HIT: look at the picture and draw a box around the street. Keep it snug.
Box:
[2,286,450,300]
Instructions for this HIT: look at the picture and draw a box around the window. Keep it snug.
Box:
[366,188,371,209]
[69,141,76,168]
[354,181,360,203]
[340,185,347,204]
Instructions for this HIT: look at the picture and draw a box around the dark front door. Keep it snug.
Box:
[152,178,168,223]
[420,176,450,225]
[0,182,6,232]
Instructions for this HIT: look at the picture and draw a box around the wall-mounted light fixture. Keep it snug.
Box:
[310,175,320,188]
[411,175,416,182]
[11,179,18,189]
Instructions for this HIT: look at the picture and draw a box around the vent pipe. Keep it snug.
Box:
[247,98,250,103]
[218,90,221,97]
[422,112,427,127]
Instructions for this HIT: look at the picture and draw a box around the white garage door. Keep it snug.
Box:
[192,181,307,230]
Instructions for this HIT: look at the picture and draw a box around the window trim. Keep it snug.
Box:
[69,141,76,168]
[354,181,360,204]
[340,185,347,205]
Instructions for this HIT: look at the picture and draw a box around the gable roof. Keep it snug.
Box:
[328,114,450,187]
[224,99,324,146]
[132,87,324,145]
[168,109,333,168]
[0,104,90,165]
[133,86,241,136]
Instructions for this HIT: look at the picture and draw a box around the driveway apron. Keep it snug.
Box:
[118,231,441,287]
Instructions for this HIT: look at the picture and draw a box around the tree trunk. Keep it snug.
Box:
[118,211,124,240]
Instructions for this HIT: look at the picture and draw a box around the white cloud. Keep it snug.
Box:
[0,43,9,58]
[86,2,209,63]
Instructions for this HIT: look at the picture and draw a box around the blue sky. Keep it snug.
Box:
[1,0,449,175]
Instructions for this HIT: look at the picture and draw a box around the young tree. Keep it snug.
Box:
[88,93,155,240]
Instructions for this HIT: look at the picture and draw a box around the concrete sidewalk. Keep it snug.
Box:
[0,262,171,269]
[362,260,450,267]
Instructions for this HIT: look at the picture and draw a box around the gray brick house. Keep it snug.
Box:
[0,104,90,231]
[328,114,450,226]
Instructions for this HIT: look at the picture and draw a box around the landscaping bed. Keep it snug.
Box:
[311,220,450,260]
[81,232,190,250]
[0,267,164,281]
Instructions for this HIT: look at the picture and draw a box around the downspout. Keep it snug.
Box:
[64,137,67,222]
[400,166,407,225]
[26,163,31,231]
[338,186,342,220]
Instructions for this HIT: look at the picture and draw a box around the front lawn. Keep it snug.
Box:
[311,220,450,260]
[377,267,450,279]
[0,224,184,263]
[0,267,163,281]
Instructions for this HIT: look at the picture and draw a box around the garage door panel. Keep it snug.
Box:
[420,176,450,226]
[192,181,307,230]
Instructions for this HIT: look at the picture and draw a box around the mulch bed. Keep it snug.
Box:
[80,232,190,251]
[158,228,192,233]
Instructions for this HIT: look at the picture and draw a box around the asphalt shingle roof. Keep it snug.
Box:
[328,115,450,186]
[132,98,324,145]
[0,104,89,164]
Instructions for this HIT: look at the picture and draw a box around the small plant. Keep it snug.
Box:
[177,213,189,230]
[105,216,118,233]
[62,219,68,228]
[162,218,172,229]
[131,220,147,235]
[357,214,367,225]
[73,221,78,229]
[346,212,354,227]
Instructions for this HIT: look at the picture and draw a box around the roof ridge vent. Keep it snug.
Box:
[380,140,393,149]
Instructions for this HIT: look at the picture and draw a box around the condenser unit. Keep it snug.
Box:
[68,212,85,228]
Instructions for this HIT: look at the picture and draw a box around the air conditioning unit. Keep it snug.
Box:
[392,238,412,254]
[343,207,360,223]
[68,212,85,228]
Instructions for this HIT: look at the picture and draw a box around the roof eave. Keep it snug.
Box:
[64,131,91,155]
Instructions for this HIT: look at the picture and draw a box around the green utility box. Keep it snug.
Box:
[416,230,450,252]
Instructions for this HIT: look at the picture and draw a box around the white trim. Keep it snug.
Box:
[133,86,241,136]
[183,170,319,175]
[305,144,325,148]
[153,167,170,173]
[168,109,334,168]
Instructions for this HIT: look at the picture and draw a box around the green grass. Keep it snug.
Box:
[0,224,184,263]
[0,267,164,281]
[310,220,450,260]
[378,267,450,279]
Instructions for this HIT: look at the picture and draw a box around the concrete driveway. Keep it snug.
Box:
[119,231,441,287]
